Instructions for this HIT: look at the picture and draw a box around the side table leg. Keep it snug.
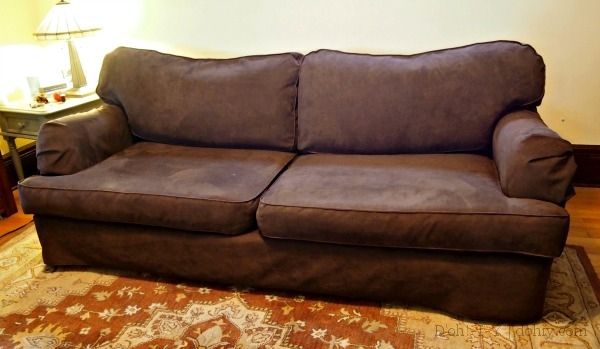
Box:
[5,137,25,181]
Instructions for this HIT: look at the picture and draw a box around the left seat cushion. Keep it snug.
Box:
[20,142,295,234]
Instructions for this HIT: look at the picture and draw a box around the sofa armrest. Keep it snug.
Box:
[37,104,133,175]
[493,110,576,205]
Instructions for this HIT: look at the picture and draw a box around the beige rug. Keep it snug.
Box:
[1,224,600,348]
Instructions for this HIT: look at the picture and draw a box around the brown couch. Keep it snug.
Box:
[19,41,576,323]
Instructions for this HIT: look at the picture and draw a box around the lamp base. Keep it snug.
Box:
[66,86,95,97]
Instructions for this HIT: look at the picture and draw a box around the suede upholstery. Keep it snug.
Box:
[37,104,132,175]
[258,154,569,257]
[298,41,545,154]
[21,142,295,234]
[35,215,552,323]
[97,48,301,151]
[494,110,576,205]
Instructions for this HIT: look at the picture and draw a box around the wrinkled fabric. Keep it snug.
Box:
[493,110,576,205]
[35,215,552,323]
[298,41,545,154]
[97,48,301,151]
[36,104,132,175]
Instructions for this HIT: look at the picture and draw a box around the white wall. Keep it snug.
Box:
[2,0,600,147]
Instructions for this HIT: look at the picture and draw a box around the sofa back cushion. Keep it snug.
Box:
[97,48,302,151]
[297,41,545,154]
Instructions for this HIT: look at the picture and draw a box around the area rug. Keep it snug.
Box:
[1,225,600,349]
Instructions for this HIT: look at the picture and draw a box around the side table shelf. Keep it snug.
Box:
[0,94,102,180]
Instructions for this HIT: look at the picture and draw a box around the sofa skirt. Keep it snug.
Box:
[34,215,552,323]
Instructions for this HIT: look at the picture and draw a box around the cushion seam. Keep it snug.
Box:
[258,201,568,218]
[21,183,262,204]
[259,234,560,258]
[37,212,251,236]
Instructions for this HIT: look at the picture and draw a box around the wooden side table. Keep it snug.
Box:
[0,94,102,180]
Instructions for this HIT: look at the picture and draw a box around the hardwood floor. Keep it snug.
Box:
[0,191,32,245]
[0,187,598,273]
[566,187,600,273]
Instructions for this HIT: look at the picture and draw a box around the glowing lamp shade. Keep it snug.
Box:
[34,0,100,95]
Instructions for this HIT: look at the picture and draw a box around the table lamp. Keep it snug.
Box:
[34,0,100,97]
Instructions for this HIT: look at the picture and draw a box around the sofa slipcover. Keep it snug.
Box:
[34,215,552,323]
[494,110,576,204]
[36,104,133,175]
[21,142,295,234]
[257,153,569,257]
[18,41,577,322]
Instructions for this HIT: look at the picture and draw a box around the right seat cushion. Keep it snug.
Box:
[257,154,569,257]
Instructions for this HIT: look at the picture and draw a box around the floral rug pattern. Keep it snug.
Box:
[1,225,600,348]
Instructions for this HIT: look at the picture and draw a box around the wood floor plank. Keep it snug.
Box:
[567,237,600,254]
[0,190,32,240]
[567,187,600,258]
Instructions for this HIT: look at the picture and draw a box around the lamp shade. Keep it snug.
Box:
[34,0,100,40]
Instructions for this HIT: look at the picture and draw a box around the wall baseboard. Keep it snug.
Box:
[572,145,600,187]
[2,142,599,188]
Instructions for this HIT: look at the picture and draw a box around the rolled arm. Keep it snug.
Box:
[493,110,576,205]
[36,103,133,175]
